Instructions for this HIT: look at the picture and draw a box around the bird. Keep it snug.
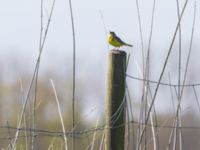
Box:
[107,31,133,49]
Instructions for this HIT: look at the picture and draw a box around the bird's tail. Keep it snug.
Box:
[124,43,133,47]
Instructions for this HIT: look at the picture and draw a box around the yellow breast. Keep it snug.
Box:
[107,34,123,47]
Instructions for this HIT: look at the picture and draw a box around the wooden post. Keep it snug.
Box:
[105,50,126,150]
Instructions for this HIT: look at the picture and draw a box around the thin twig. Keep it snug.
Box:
[144,0,157,149]
[67,0,76,149]
[167,75,176,150]
[175,0,182,149]
[180,0,197,98]
[135,0,145,74]
[99,10,109,50]
[90,118,99,150]
[11,0,56,148]
[124,92,131,150]
[7,121,13,149]
[19,79,28,150]
[192,86,200,113]
[31,0,44,148]
[174,2,197,149]
[126,83,135,149]
[50,79,68,150]
[166,120,176,150]
[137,1,189,149]
[135,0,145,147]
[99,132,105,150]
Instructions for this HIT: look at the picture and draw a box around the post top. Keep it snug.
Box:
[109,49,126,55]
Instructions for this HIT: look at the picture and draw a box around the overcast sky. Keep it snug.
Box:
[0,0,199,56]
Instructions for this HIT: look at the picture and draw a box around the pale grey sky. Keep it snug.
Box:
[0,0,198,56]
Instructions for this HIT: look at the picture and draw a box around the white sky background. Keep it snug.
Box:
[1,0,200,120]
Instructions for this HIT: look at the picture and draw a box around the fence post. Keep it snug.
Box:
[105,50,126,150]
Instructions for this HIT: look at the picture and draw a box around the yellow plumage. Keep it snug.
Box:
[107,31,133,48]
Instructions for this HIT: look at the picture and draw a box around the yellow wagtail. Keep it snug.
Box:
[108,31,133,48]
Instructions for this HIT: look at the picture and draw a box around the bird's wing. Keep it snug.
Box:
[114,36,126,44]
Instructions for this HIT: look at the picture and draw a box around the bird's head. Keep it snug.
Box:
[109,31,116,36]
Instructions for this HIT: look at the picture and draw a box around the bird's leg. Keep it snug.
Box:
[117,46,121,51]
